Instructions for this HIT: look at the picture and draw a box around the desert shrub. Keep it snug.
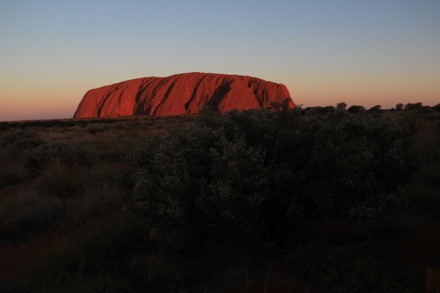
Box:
[0,190,63,228]
[35,162,92,198]
[115,169,137,192]
[293,112,416,219]
[369,105,382,112]
[405,182,440,215]
[0,130,42,187]
[347,105,366,113]
[292,241,419,293]
[336,102,347,111]
[63,184,123,223]
[25,142,89,174]
[129,126,268,248]
[0,151,30,188]
[322,105,336,114]
[35,159,119,200]
[402,113,440,215]
[0,165,29,188]
[405,102,423,111]
[127,108,417,251]
[0,184,123,240]
[212,109,416,220]
[0,122,10,131]
[0,129,44,152]
[412,119,440,163]
[29,216,191,293]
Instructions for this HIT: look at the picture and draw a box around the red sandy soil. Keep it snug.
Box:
[0,181,34,205]
[74,72,294,119]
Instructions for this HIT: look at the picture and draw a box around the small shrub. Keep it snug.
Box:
[0,152,30,188]
[28,216,192,293]
[0,190,63,227]
[405,102,423,111]
[25,142,89,174]
[347,105,366,114]
[405,182,440,215]
[0,129,44,151]
[115,169,136,191]
[64,185,123,223]
[35,162,92,198]
[0,122,10,131]
[292,241,418,293]
[0,130,39,187]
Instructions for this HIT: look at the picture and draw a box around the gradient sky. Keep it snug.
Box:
[1,0,439,121]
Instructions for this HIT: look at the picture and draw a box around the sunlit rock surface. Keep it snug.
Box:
[73,72,294,118]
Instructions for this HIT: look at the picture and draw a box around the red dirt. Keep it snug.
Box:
[0,234,49,283]
[0,181,34,205]
[73,72,294,119]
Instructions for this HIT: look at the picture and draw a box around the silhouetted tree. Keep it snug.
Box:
[303,106,323,115]
[347,105,365,114]
[322,106,336,114]
[369,105,382,111]
[336,102,347,111]
[395,103,404,111]
[405,102,423,110]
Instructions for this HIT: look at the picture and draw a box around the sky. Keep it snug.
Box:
[1,0,439,121]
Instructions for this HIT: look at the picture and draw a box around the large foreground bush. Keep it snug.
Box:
[127,107,417,250]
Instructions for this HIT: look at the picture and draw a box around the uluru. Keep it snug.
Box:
[73,72,295,119]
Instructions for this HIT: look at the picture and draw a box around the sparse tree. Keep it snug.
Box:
[369,105,382,111]
[336,102,347,111]
[347,105,365,114]
[395,103,404,111]
[322,106,336,114]
[404,102,423,110]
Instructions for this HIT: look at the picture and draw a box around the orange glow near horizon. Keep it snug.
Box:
[1,76,438,122]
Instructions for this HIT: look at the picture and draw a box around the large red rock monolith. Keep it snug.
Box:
[73,72,294,118]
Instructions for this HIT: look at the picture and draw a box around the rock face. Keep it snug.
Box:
[73,72,294,119]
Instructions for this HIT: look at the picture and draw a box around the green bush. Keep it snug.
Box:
[0,129,42,187]
[291,241,419,293]
[129,126,268,248]
[25,142,89,174]
[0,190,63,228]
[0,129,44,151]
[0,184,123,232]
[29,216,192,293]
[0,153,30,188]
[29,216,140,292]
[35,162,92,198]
[127,108,417,250]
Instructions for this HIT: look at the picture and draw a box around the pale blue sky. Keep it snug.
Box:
[1,0,439,120]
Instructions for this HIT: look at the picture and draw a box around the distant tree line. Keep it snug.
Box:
[300,101,440,115]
